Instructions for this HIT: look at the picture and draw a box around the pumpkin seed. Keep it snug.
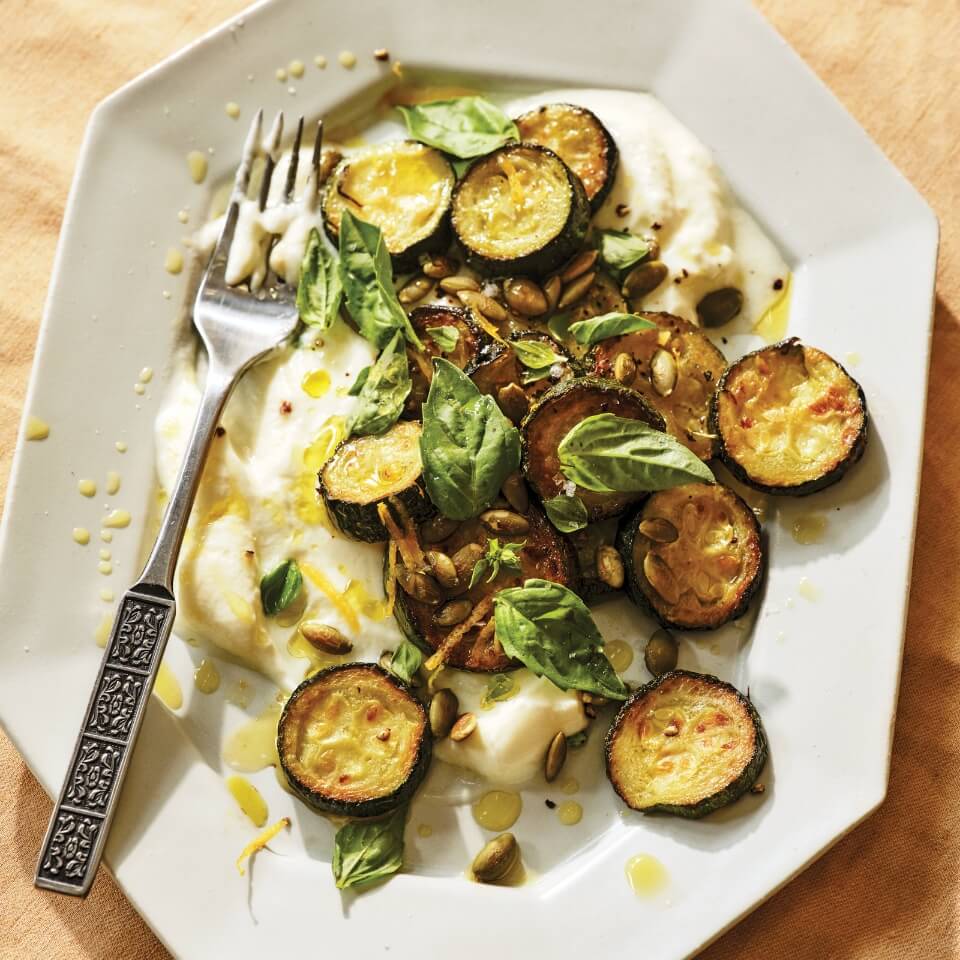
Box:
[696,287,743,328]
[435,598,473,626]
[451,542,486,580]
[503,277,548,317]
[480,509,530,535]
[596,545,625,589]
[421,515,460,543]
[396,567,444,605]
[472,833,519,884]
[544,731,567,782]
[429,688,459,737]
[439,275,480,294]
[543,275,562,312]
[426,550,459,589]
[644,629,678,676]
[496,383,530,424]
[643,552,680,605]
[398,276,434,304]
[449,712,478,741]
[421,255,458,279]
[558,271,596,310]
[650,348,678,397]
[621,260,668,299]
[501,472,530,514]
[638,517,679,543]
[458,290,508,324]
[561,249,599,283]
[299,621,353,655]
[613,352,637,385]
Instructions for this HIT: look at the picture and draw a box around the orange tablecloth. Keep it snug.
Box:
[1,1,957,956]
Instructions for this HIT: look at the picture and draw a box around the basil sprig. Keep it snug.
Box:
[297,227,342,329]
[420,359,521,520]
[426,325,460,353]
[596,229,653,276]
[468,538,525,588]
[397,96,518,159]
[558,414,714,493]
[332,804,407,890]
[542,494,588,533]
[493,579,627,700]
[567,312,656,346]
[348,332,411,437]
[338,210,423,350]
[387,641,423,685]
[260,559,302,616]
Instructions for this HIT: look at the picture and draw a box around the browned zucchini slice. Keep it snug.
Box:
[588,312,727,460]
[320,421,434,542]
[710,338,868,495]
[605,670,767,818]
[278,662,431,818]
[452,143,590,277]
[514,103,619,210]
[616,483,763,630]
[404,305,491,418]
[322,141,455,270]
[393,506,577,672]
[521,377,665,522]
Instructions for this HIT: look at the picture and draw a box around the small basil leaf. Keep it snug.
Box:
[481,673,517,708]
[546,312,573,344]
[338,210,423,350]
[558,413,715,493]
[332,804,407,890]
[260,559,303,616]
[493,579,628,700]
[297,227,343,329]
[388,640,423,684]
[512,339,564,371]
[596,229,652,275]
[420,359,521,520]
[426,325,460,353]
[468,538,524,587]
[348,332,412,437]
[543,495,589,533]
[397,97,519,160]
[347,365,371,396]
[451,157,473,179]
[567,312,657,346]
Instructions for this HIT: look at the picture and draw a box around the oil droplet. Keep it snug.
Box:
[98,560,112,575]
[194,657,221,694]
[605,639,634,673]
[99,548,111,561]
[177,209,189,225]
[100,588,114,602]
[187,150,208,184]
[226,775,267,827]
[625,854,669,897]
[314,54,327,68]
[303,416,347,471]
[344,579,390,621]
[417,823,433,838]
[25,416,50,441]
[301,369,331,399]
[115,440,128,453]
[845,351,862,367]
[338,50,357,68]
[275,67,288,82]
[154,663,183,710]
[753,273,792,343]
[785,596,794,609]
[134,383,146,395]
[78,478,96,497]
[103,509,131,528]
[139,366,153,383]
[557,800,583,825]
[72,527,90,545]
[105,470,121,495]
[164,248,184,275]
[224,703,283,772]
[94,613,113,648]
[225,101,241,119]
[288,59,305,78]
[100,529,113,543]
[790,513,827,545]
[224,678,252,709]
[798,577,819,601]
[472,790,522,831]
[560,777,579,795]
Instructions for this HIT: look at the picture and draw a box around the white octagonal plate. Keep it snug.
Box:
[0,1,937,958]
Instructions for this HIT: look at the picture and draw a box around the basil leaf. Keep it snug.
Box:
[596,229,652,275]
[332,804,407,890]
[347,365,371,396]
[260,559,303,616]
[481,673,517,708]
[420,359,521,520]
[493,579,627,700]
[558,413,715,493]
[397,97,519,160]
[567,729,589,749]
[512,339,564,371]
[567,312,657,346]
[426,325,460,353]
[338,209,423,350]
[388,640,423,684]
[468,538,525,588]
[297,227,342,329]
[546,312,573,343]
[348,332,412,437]
[543,495,589,533]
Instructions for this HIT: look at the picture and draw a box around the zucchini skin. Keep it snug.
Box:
[604,670,768,819]
[278,663,432,818]
[709,338,869,496]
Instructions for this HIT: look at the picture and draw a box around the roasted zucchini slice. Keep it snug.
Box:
[605,670,767,818]
[521,377,665,522]
[710,338,868,496]
[616,483,763,630]
[405,305,491,418]
[452,143,590,277]
[468,333,578,424]
[588,312,727,460]
[392,506,577,672]
[320,421,434,542]
[278,663,431,818]
[322,141,455,270]
[514,102,619,210]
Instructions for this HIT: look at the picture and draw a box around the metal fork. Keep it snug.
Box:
[35,110,313,897]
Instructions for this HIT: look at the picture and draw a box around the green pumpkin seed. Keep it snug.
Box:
[501,472,530,514]
[472,833,519,884]
[644,629,679,676]
[426,550,459,589]
[451,542,485,580]
[503,277,548,317]
[429,688,459,737]
[621,260,668,300]
[480,509,530,535]
[398,276,434,304]
[450,711,478,741]
[558,270,596,310]
[561,249,599,283]
[397,567,443,605]
[544,731,567,782]
[298,621,353,655]
[696,287,743,328]
[421,255,459,279]
[596,545,625,589]
[613,352,637,385]
[650,348,678,397]
[543,275,562,312]
[421,515,460,543]
[435,599,473,626]
[496,383,530,424]
[439,275,480,294]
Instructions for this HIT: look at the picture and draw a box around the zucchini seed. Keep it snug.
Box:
[544,731,567,782]
[638,517,679,543]
[643,553,681,605]
[450,712,478,741]
[558,270,596,310]
[429,688,459,737]
[472,833,519,884]
[298,621,353,655]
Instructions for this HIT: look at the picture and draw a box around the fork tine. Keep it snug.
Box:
[258,111,285,212]
[283,116,305,204]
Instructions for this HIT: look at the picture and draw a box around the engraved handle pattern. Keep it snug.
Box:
[35,587,175,896]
